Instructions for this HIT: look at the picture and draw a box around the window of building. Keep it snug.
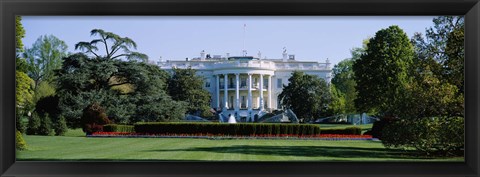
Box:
[277,78,283,88]
[205,81,210,88]
[241,77,247,88]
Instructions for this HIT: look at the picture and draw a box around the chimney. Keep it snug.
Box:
[282,48,288,62]
[226,53,230,60]
[200,50,206,61]
[258,51,262,59]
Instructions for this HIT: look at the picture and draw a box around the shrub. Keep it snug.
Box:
[103,124,135,133]
[321,127,362,135]
[54,115,68,136]
[134,123,321,136]
[81,103,110,135]
[16,130,27,150]
[370,117,397,139]
[26,112,41,135]
[38,113,53,136]
[381,117,464,156]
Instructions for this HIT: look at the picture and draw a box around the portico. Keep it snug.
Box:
[214,71,274,121]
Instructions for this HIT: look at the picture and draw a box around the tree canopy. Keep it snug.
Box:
[353,25,415,117]
[167,67,212,117]
[75,29,148,62]
[279,71,330,122]
[56,30,187,127]
[23,35,68,90]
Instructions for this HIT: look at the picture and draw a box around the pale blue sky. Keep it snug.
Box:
[22,16,436,65]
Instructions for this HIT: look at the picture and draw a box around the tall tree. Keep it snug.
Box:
[353,25,415,117]
[444,25,464,93]
[329,39,368,115]
[167,67,212,117]
[56,30,186,127]
[75,29,148,62]
[279,71,330,122]
[411,16,464,93]
[23,35,68,90]
[330,59,357,114]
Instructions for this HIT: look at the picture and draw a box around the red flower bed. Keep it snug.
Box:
[89,132,375,140]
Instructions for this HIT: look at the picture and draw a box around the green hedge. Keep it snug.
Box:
[320,127,362,135]
[134,123,321,136]
[103,124,135,133]
[381,117,464,155]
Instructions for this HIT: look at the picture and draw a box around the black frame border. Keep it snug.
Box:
[1,0,479,176]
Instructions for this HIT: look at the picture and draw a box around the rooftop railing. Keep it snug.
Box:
[158,60,330,70]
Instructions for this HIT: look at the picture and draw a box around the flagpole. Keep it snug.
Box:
[243,24,246,56]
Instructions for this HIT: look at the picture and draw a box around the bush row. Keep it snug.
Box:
[134,123,321,136]
[103,124,135,133]
[321,127,362,135]
[381,117,464,155]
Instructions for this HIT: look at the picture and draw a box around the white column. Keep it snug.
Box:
[224,74,228,111]
[235,73,240,113]
[247,73,252,121]
[216,75,220,110]
[259,74,264,111]
[268,75,272,111]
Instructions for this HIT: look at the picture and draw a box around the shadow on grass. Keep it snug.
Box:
[17,159,207,161]
[146,145,431,160]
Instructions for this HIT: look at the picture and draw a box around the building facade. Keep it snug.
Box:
[156,50,332,122]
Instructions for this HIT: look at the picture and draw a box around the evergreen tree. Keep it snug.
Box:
[168,67,212,117]
[55,115,68,136]
[38,113,53,136]
[26,112,41,135]
[56,29,187,127]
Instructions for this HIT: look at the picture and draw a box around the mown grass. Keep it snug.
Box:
[17,128,463,162]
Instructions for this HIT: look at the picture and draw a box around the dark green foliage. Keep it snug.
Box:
[321,127,362,135]
[410,16,464,105]
[167,67,212,117]
[103,124,135,133]
[38,113,53,136]
[16,114,27,133]
[75,29,148,62]
[134,123,321,136]
[16,57,29,73]
[279,71,331,122]
[353,25,415,117]
[56,51,186,127]
[444,26,464,94]
[370,118,397,139]
[26,113,41,135]
[54,115,68,136]
[81,103,110,134]
[35,95,60,119]
[16,130,27,150]
[381,117,464,156]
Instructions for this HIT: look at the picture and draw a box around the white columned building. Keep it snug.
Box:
[157,50,332,122]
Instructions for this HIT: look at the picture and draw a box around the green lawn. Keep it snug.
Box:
[16,129,463,162]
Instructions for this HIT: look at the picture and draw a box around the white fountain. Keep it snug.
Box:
[228,114,237,123]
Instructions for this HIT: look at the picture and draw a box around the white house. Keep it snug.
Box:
[156,49,332,122]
